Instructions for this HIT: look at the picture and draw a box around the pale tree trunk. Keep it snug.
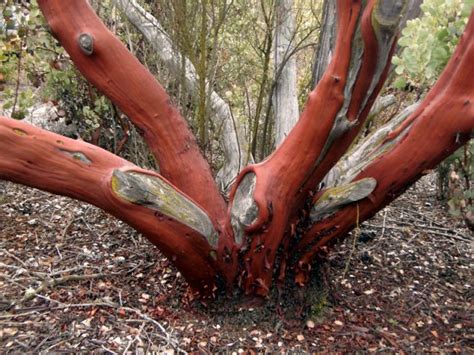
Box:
[112,0,248,192]
[311,0,336,89]
[273,0,299,146]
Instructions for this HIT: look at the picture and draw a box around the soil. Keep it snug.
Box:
[0,175,472,353]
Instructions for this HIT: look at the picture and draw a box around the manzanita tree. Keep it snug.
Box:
[1,0,473,299]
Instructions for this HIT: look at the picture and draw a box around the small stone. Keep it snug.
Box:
[100,325,111,333]
[2,328,18,336]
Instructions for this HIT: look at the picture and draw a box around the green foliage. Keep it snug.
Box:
[1,88,34,119]
[0,0,53,119]
[392,0,473,90]
[42,66,115,139]
[391,1,473,221]
[0,0,117,140]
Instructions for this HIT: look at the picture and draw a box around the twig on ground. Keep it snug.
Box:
[365,224,470,242]
[342,205,361,279]
[122,321,146,354]
[21,273,107,302]
[60,213,75,240]
[2,294,184,353]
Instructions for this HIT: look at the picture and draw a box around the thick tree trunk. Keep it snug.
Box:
[1,0,472,300]
[229,0,409,295]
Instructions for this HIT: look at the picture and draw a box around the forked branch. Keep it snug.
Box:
[294,12,474,283]
[37,0,226,219]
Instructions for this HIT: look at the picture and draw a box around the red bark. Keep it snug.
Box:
[37,0,226,221]
[0,117,218,292]
[294,13,474,284]
[227,0,403,295]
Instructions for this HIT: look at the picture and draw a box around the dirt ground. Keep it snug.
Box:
[0,175,472,353]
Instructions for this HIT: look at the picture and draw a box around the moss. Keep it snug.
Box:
[309,291,329,319]
[197,264,330,329]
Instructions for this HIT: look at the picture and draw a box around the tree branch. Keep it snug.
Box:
[0,116,219,292]
[112,0,248,192]
[323,100,418,187]
[294,12,474,283]
[37,0,226,219]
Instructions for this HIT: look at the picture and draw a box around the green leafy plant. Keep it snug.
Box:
[392,0,473,91]
[391,0,473,226]
[1,0,51,119]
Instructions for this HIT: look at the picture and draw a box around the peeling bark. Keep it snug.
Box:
[111,170,218,248]
[294,14,474,284]
[310,178,377,221]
